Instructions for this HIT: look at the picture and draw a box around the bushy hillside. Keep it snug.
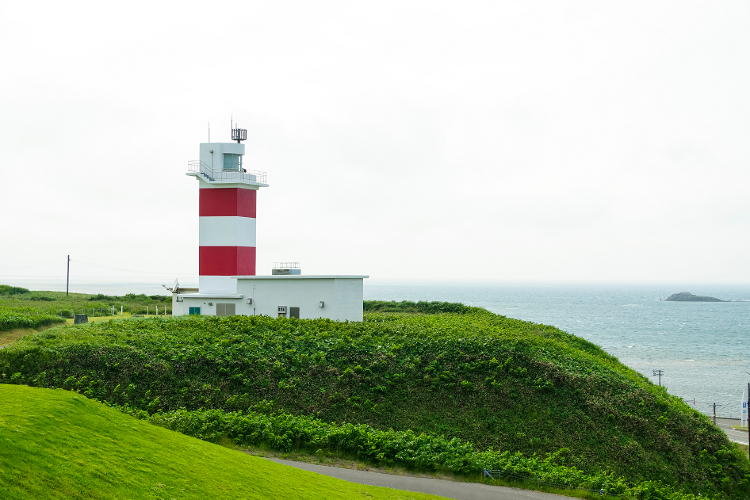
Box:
[1,309,748,498]
[0,310,64,332]
[0,384,442,500]
[0,284,171,317]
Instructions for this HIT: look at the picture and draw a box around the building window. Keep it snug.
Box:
[223,154,242,172]
[189,306,201,315]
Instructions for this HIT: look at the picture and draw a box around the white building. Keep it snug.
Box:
[172,126,367,321]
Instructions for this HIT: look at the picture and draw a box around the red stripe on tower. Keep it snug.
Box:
[199,186,257,278]
[199,246,256,276]
[199,188,256,218]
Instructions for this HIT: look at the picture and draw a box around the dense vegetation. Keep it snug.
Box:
[118,405,722,499]
[0,310,64,332]
[1,309,748,499]
[0,284,171,317]
[0,384,439,500]
[363,300,480,314]
[0,286,66,331]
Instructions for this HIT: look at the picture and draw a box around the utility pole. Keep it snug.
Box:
[653,369,664,386]
[66,255,70,296]
[712,402,724,425]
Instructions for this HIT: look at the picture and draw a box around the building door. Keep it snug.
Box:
[216,303,236,316]
[289,307,300,319]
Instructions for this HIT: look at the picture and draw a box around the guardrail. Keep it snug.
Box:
[187,161,267,185]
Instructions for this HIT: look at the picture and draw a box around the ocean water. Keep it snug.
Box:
[364,282,750,419]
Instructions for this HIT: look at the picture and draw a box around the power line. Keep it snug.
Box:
[71,259,186,276]
[0,257,67,270]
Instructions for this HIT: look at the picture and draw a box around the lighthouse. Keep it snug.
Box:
[174,124,367,321]
[186,126,268,294]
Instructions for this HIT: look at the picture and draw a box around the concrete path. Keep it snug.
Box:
[715,417,748,445]
[266,458,571,500]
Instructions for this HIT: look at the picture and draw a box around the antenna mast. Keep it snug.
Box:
[231,123,247,143]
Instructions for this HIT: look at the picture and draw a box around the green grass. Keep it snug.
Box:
[0,384,445,500]
[2,308,749,498]
[0,284,172,317]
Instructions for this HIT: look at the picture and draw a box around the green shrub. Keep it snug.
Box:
[0,285,30,296]
[363,300,480,314]
[0,312,64,332]
[1,312,748,498]
[117,405,715,500]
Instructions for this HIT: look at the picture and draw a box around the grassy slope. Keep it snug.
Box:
[1,311,748,497]
[0,384,443,500]
[0,286,171,317]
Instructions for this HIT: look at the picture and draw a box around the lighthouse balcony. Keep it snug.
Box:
[187,160,268,187]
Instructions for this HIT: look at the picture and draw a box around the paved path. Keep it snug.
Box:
[715,417,748,445]
[266,458,570,500]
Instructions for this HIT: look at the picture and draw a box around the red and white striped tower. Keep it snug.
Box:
[187,127,268,294]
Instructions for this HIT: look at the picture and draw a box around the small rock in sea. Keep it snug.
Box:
[665,292,725,302]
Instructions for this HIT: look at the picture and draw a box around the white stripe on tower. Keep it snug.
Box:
[199,217,256,247]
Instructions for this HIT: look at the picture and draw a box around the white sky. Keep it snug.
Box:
[1,1,748,285]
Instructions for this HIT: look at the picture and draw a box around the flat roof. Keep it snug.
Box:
[232,275,368,280]
[176,293,243,299]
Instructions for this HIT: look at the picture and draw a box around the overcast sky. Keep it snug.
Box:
[1,1,748,287]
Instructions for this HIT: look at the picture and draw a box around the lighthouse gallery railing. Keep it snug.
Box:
[188,160,267,185]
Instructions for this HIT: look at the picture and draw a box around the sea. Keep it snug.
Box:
[5,278,748,419]
[363,282,749,420]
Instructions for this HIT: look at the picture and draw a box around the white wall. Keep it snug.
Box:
[172,293,185,316]
[174,276,365,321]
[199,142,245,175]
[199,276,238,294]
[199,216,256,247]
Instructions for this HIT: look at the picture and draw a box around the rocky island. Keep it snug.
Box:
[665,292,726,302]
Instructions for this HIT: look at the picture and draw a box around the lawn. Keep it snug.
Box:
[0,384,445,500]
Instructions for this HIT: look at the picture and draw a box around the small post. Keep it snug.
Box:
[121,305,123,316]
[713,403,716,425]
[66,255,70,296]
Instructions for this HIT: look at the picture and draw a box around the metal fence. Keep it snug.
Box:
[187,160,267,185]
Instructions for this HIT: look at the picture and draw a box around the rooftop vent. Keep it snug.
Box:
[272,262,301,275]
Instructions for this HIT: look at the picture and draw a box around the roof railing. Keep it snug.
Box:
[273,262,300,269]
[187,161,267,185]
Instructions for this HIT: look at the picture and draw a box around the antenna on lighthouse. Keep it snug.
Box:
[232,124,247,143]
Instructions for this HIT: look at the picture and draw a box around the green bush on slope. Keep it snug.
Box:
[119,404,729,499]
[0,311,64,332]
[363,300,480,314]
[1,311,748,498]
